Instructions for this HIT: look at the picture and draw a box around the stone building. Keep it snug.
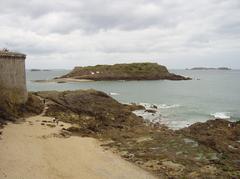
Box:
[0,49,27,104]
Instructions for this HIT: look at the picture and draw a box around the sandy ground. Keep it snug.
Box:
[33,78,93,83]
[0,113,156,179]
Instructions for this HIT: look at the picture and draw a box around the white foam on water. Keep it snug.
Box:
[109,92,119,96]
[211,112,231,119]
[139,103,180,109]
[157,104,181,109]
[133,102,183,129]
[158,118,195,130]
[133,110,162,123]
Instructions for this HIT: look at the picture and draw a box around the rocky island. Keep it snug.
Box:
[30,69,52,71]
[189,67,232,70]
[58,63,191,81]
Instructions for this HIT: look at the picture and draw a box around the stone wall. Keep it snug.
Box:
[0,56,27,104]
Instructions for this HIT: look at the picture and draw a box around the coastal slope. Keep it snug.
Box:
[0,108,156,179]
[36,90,240,178]
[59,63,191,81]
[1,90,239,178]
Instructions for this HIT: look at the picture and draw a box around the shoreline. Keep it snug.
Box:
[1,90,239,178]
[33,78,94,83]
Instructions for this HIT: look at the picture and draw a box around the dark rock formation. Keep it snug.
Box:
[34,89,240,178]
[35,90,145,136]
[1,88,239,177]
[180,119,240,170]
[59,63,191,81]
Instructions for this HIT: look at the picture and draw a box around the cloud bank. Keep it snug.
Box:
[0,0,240,69]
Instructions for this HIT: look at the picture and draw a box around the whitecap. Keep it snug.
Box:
[157,104,180,109]
[211,112,231,119]
[139,103,180,109]
[109,92,119,96]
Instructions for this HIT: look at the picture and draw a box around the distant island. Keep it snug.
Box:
[188,67,231,70]
[30,69,52,72]
[57,63,191,81]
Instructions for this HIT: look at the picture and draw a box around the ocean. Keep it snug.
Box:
[26,69,240,129]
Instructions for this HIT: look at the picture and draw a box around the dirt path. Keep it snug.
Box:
[0,106,156,179]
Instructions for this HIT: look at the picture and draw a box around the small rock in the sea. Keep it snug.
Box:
[151,105,158,109]
[145,109,157,113]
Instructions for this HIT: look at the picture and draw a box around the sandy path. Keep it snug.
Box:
[0,114,156,179]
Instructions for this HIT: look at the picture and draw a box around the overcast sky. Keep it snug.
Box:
[0,0,240,69]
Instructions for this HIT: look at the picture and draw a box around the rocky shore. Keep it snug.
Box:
[1,90,239,178]
[33,90,239,178]
[58,63,191,81]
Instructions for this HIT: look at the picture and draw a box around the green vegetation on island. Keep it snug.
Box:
[59,63,191,81]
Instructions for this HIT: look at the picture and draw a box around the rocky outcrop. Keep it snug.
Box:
[59,63,191,81]
[2,89,239,178]
[33,90,239,178]
[180,119,240,171]
[1,88,237,178]
[35,90,146,136]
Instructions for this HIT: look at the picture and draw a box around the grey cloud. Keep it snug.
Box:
[0,0,239,68]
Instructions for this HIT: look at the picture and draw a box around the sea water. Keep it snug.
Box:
[26,69,240,129]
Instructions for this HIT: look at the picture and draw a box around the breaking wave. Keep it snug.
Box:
[109,92,120,96]
[211,112,231,119]
[139,103,180,109]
